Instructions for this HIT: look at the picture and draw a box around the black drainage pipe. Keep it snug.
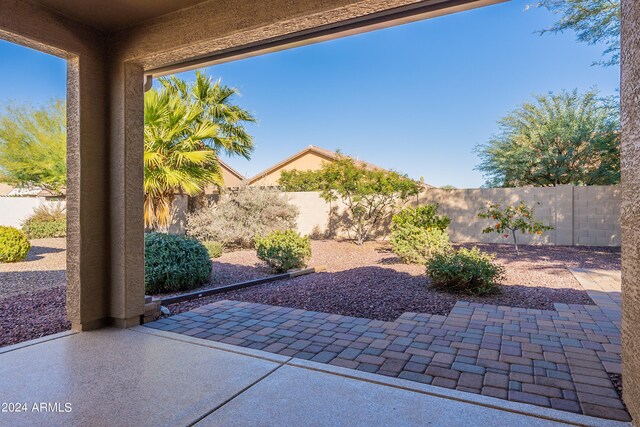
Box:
[157,266,322,306]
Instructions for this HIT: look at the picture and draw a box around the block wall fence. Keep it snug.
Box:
[286,184,621,247]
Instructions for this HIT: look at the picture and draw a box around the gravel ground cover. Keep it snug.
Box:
[0,286,69,347]
[165,240,619,319]
[0,238,620,347]
[0,238,69,347]
[0,238,66,298]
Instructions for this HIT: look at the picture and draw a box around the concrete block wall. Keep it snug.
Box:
[414,187,559,245]
[573,186,622,246]
[283,185,620,247]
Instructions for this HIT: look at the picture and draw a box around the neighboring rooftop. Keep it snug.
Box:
[246,145,427,187]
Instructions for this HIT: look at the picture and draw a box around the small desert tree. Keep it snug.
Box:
[319,157,420,245]
[478,202,553,255]
[0,100,66,193]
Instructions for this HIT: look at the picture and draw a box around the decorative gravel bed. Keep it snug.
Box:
[0,238,66,298]
[165,240,619,320]
[0,238,69,348]
[0,238,621,347]
[0,286,69,347]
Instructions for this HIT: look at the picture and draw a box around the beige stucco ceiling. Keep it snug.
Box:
[26,0,210,31]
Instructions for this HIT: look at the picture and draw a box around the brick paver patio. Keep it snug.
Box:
[146,270,628,422]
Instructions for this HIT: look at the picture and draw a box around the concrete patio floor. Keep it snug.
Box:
[0,327,629,427]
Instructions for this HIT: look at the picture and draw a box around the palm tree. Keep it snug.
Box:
[144,72,255,229]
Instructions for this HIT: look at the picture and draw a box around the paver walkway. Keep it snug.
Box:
[570,268,621,329]
[147,269,628,422]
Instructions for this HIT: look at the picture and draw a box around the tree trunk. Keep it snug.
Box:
[512,231,519,255]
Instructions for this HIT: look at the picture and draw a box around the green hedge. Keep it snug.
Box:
[144,233,212,294]
[0,226,31,262]
[255,230,311,273]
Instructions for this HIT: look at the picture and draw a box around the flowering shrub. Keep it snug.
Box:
[478,202,553,254]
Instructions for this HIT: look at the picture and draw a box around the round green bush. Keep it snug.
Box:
[426,247,505,295]
[390,226,451,264]
[0,226,31,263]
[255,230,311,273]
[144,233,212,294]
[390,205,452,264]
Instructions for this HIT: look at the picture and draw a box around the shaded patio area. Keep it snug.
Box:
[0,326,628,426]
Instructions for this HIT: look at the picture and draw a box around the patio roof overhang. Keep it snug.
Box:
[1,0,639,423]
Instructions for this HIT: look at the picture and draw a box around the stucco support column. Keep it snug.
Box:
[108,60,145,327]
[66,51,111,330]
[621,0,640,422]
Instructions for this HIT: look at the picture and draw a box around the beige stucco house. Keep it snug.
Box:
[203,159,246,193]
[219,160,246,187]
[247,145,397,186]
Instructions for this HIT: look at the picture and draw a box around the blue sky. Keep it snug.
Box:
[0,0,619,188]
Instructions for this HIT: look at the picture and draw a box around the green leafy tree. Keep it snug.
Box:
[534,0,620,66]
[475,90,620,188]
[144,71,255,228]
[278,169,324,191]
[319,157,420,245]
[0,100,66,193]
[478,202,553,255]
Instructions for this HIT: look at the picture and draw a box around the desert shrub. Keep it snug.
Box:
[22,203,66,238]
[202,241,223,258]
[391,227,451,264]
[392,205,451,232]
[255,230,311,273]
[0,226,31,262]
[390,205,452,264]
[426,247,504,295]
[187,188,298,249]
[144,232,212,294]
